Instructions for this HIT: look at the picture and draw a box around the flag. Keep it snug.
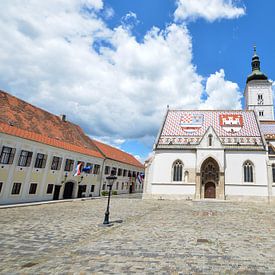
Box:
[74,162,83,176]
[137,172,144,184]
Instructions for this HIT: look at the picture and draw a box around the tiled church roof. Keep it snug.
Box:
[157,110,264,147]
[259,120,275,139]
[0,90,143,167]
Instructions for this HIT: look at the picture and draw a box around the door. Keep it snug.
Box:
[63,182,74,199]
[204,182,216,199]
[53,185,61,200]
[77,185,87,198]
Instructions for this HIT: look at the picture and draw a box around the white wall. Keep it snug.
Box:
[101,159,144,195]
[245,80,274,120]
[225,151,268,185]
[0,133,104,204]
[152,150,196,184]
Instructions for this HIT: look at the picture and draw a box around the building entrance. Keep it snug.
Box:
[201,157,219,199]
[63,182,74,199]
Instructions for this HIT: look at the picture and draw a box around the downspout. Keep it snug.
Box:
[98,158,106,197]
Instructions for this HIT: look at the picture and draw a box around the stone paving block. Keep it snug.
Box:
[0,196,274,274]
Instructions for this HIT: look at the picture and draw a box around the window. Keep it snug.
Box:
[0,146,16,164]
[34,153,47,168]
[123,169,127,177]
[46,184,54,194]
[184,171,189,183]
[118,168,122,176]
[90,185,95,192]
[93,164,101,175]
[259,111,264,117]
[104,166,110,175]
[111,167,117,175]
[0,182,3,193]
[208,134,213,147]
[51,156,62,170]
[11,182,21,195]
[18,150,33,167]
[116,182,119,190]
[173,160,183,181]
[29,183,37,194]
[272,164,275,182]
[257,94,263,105]
[128,171,132,177]
[84,163,92,174]
[102,184,106,190]
[243,161,254,182]
[133,171,136,178]
[122,182,124,190]
[64,159,74,171]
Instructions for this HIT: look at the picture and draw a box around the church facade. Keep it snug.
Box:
[143,49,275,202]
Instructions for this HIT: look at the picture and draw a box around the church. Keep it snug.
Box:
[143,48,275,202]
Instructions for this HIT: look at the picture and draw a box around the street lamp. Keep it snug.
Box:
[102,172,117,226]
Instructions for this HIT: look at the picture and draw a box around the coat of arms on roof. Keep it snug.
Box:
[180,114,204,133]
[219,114,243,133]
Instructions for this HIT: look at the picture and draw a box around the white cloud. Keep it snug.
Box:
[0,1,242,150]
[174,0,245,22]
[121,11,139,30]
[200,69,242,110]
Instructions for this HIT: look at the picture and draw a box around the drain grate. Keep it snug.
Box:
[197,238,209,243]
[21,262,38,268]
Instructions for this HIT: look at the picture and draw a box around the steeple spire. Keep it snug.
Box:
[246,46,268,83]
[253,45,257,56]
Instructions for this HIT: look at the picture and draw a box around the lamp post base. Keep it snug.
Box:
[98,223,114,227]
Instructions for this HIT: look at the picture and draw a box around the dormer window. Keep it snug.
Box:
[208,134,213,147]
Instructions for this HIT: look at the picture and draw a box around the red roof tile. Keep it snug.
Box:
[92,139,144,168]
[0,122,103,158]
[0,90,143,167]
[0,90,99,149]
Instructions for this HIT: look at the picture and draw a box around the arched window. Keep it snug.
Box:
[208,134,213,147]
[173,160,183,181]
[184,171,189,183]
[243,161,254,182]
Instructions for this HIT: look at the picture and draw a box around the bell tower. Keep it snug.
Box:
[244,46,274,121]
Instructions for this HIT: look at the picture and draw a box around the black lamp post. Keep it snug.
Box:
[103,174,117,226]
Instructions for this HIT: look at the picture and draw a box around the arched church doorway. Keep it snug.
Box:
[201,157,219,199]
[63,181,74,199]
[204,182,216,198]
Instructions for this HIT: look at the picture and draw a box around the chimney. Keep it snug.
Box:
[59,114,66,122]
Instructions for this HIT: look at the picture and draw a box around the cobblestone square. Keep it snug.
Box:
[0,195,274,274]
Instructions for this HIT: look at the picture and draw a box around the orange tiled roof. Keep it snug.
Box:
[0,90,104,158]
[0,90,144,166]
[0,90,99,150]
[92,139,144,168]
[0,122,103,158]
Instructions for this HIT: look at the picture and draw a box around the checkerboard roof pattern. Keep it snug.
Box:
[260,121,275,139]
[157,110,263,146]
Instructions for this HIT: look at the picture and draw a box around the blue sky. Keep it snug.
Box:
[0,0,274,162]
[102,0,275,160]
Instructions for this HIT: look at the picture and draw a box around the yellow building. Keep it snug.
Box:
[0,90,144,204]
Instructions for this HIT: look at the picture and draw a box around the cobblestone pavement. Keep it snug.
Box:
[0,195,274,274]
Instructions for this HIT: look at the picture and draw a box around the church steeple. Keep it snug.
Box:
[244,46,274,121]
[246,46,268,83]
